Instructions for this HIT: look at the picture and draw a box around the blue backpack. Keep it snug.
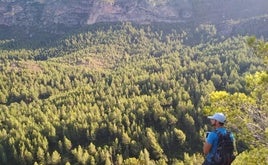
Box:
[212,131,236,165]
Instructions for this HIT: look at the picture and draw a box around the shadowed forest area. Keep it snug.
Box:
[0,22,267,164]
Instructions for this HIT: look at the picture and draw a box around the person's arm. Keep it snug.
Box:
[203,132,214,155]
[203,142,212,155]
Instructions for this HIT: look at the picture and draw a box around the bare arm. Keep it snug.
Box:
[203,142,212,155]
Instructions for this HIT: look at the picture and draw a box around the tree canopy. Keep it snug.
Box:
[0,22,267,164]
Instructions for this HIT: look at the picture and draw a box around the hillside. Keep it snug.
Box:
[0,0,268,164]
[0,23,267,164]
[0,0,268,38]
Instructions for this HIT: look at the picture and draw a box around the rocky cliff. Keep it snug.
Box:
[0,0,267,28]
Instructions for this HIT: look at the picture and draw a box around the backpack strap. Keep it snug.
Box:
[214,129,224,140]
[214,129,231,139]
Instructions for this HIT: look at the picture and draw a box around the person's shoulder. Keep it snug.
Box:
[207,131,218,144]
[208,131,218,139]
[217,127,228,134]
[219,128,235,140]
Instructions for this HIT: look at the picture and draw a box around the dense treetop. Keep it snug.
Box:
[0,23,267,164]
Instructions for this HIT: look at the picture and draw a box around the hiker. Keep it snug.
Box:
[202,113,235,165]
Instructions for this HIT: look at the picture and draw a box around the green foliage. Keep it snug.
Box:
[51,150,61,165]
[173,128,186,145]
[0,22,266,164]
[232,147,268,165]
[247,36,268,65]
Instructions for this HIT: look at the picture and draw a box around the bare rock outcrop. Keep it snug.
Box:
[0,0,267,28]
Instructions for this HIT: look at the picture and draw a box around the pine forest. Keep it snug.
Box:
[0,22,267,164]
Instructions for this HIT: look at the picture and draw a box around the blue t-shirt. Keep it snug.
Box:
[205,127,234,162]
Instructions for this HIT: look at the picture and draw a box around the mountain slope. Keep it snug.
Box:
[0,0,267,27]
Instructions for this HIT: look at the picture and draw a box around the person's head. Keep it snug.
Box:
[208,113,226,127]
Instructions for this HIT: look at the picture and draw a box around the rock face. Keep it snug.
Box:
[0,0,267,27]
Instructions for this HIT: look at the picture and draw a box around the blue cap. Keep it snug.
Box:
[208,113,226,123]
